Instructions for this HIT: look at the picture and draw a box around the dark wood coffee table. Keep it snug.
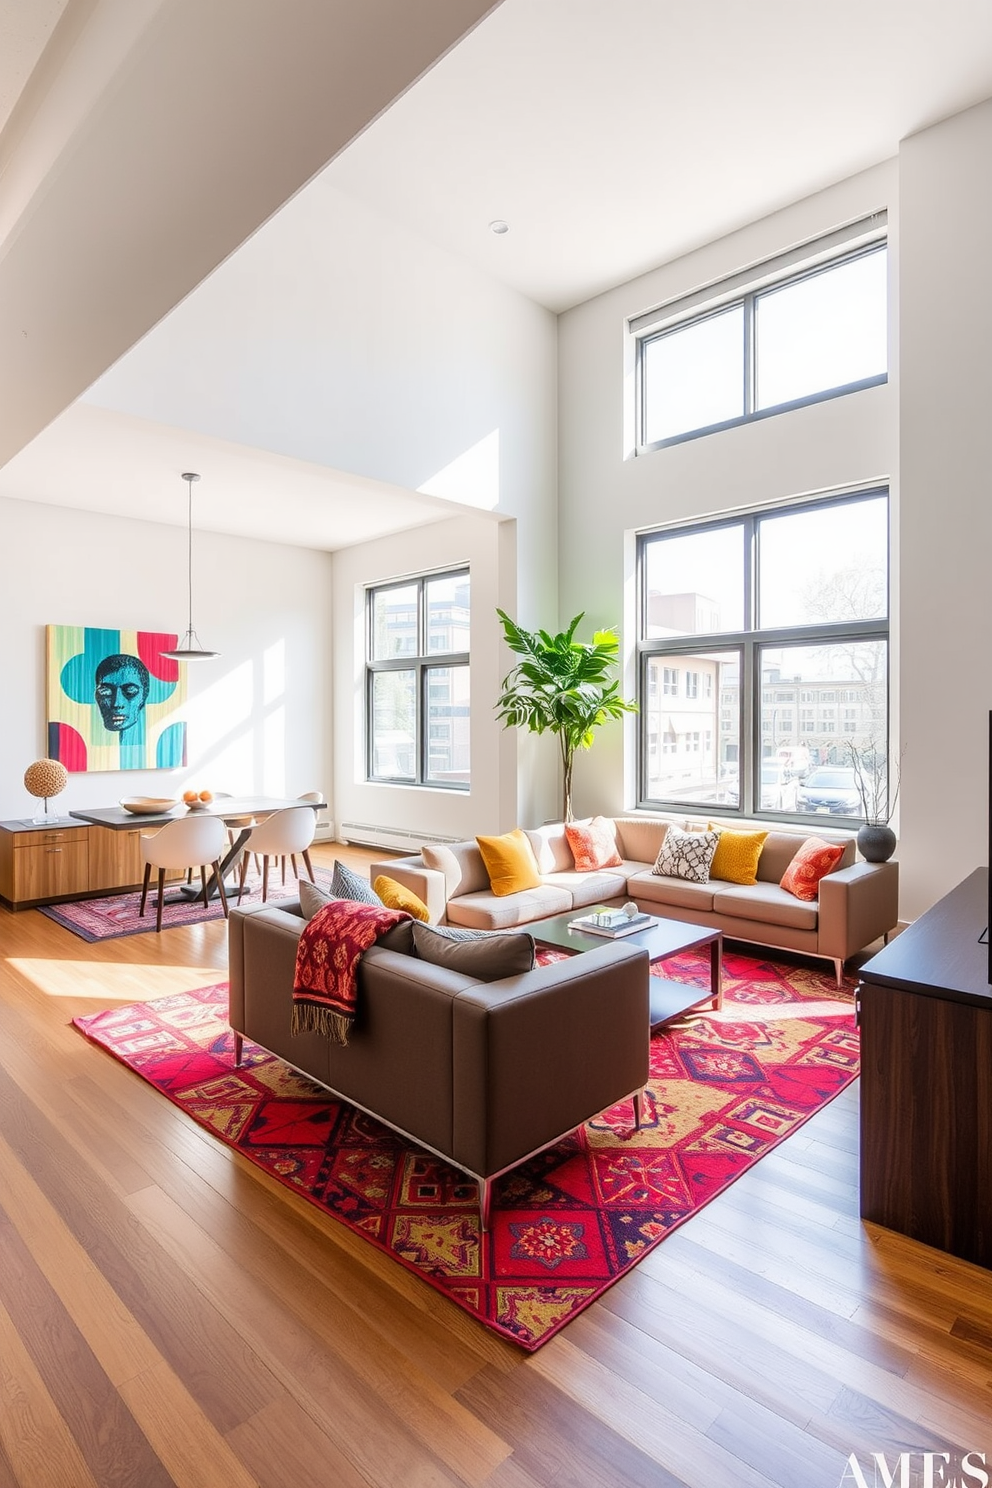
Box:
[530,910,722,1033]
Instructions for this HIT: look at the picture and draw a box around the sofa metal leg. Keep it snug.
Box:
[834,957,845,988]
[480,1176,493,1232]
[633,1090,643,1130]
[233,1032,243,1067]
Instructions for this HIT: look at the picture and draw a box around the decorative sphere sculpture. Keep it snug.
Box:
[24,758,69,823]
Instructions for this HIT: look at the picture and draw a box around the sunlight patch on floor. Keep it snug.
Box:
[7,958,220,1001]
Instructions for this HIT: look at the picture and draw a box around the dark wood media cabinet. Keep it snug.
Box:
[857,867,991,1268]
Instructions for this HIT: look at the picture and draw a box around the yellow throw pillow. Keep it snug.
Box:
[475,828,542,897]
[707,825,769,886]
[372,875,430,922]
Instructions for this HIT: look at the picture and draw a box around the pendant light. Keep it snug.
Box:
[161,472,219,660]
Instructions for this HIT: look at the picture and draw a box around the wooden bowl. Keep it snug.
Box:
[120,797,178,815]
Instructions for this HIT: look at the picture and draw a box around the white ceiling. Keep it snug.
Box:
[328,0,992,312]
[3,0,992,547]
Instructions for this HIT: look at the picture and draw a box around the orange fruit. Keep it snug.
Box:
[183,789,198,803]
[198,790,213,803]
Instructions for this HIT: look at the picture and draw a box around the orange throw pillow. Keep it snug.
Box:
[565,817,623,872]
[780,837,845,901]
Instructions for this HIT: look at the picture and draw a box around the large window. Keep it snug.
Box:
[366,569,470,788]
[638,241,887,448]
[638,491,889,821]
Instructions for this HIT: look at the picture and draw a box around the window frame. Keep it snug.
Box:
[365,567,470,790]
[636,489,890,822]
[635,240,888,452]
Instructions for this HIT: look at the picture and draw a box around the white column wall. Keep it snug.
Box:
[0,496,333,823]
[898,97,992,919]
[557,163,898,825]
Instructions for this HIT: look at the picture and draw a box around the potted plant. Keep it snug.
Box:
[849,741,902,863]
[495,610,638,822]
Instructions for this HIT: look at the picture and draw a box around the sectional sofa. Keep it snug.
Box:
[371,814,899,985]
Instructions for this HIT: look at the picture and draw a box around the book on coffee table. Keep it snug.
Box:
[567,909,655,938]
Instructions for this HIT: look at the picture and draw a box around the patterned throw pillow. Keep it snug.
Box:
[330,859,383,906]
[565,816,623,872]
[779,837,845,901]
[372,875,430,922]
[707,825,769,886]
[652,824,719,884]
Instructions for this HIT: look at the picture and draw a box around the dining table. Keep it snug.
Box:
[69,796,325,903]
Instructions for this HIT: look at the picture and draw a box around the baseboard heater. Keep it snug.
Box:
[338,822,462,854]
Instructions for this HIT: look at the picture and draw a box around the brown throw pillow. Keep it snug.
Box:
[411,921,535,979]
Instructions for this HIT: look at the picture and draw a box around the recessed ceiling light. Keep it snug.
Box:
[489,220,509,235]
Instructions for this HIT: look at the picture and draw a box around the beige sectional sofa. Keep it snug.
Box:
[371,814,899,985]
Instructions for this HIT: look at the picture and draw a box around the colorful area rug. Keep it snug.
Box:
[73,950,858,1349]
[42,865,334,941]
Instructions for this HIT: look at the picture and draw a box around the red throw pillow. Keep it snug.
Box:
[565,816,623,872]
[780,837,845,901]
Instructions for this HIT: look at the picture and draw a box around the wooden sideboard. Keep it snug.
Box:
[0,818,178,910]
[857,868,991,1268]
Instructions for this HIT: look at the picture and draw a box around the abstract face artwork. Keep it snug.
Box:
[47,626,187,772]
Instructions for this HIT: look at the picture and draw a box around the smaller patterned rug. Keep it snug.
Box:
[73,950,858,1348]
[41,865,334,941]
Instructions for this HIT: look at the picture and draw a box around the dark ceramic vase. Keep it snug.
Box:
[856,823,897,863]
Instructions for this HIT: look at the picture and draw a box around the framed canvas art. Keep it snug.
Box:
[47,625,187,772]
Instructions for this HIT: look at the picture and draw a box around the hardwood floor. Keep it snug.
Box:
[0,841,989,1488]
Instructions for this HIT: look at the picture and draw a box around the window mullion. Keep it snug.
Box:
[744,291,755,416]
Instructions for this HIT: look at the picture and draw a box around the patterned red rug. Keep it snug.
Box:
[41,866,334,941]
[73,950,858,1349]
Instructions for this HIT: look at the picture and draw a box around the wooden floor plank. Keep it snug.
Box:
[0,1203,175,1488]
[0,1293,109,1488]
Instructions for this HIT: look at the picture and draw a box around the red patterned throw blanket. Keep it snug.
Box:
[292,900,408,1045]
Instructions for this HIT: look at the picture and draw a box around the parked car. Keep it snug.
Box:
[714,762,796,810]
[796,766,865,816]
[760,760,798,811]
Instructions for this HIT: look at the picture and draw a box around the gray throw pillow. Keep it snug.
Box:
[298,876,414,953]
[411,921,535,979]
[330,859,383,906]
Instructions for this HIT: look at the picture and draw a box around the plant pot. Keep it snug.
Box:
[857,823,896,863]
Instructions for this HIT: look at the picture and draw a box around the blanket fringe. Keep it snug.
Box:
[292,1001,351,1046]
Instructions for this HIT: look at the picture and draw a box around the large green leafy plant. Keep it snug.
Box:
[495,610,638,822]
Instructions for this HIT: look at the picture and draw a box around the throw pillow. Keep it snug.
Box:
[474,828,541,897]
[330,859,383,907]
[707,825,769,886]
[652,823,719,884]
[299,876,414,951]
[299,879,333,921]
[373,875,430,922]
[779,837,845,901]
[565,816,623,872]
[411,921,536,979]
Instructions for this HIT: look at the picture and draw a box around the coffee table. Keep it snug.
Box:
[530,910,722,1033]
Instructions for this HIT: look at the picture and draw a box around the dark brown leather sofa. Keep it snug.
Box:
[228,899,650,1225]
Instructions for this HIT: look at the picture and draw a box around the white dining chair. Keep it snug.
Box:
[140,815,229,931]
[237,805,317,903]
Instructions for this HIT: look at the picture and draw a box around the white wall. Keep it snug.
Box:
[330,512,556,840]
[557,162,898,825]
[898,97,992,918]
[0,496,333,823]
